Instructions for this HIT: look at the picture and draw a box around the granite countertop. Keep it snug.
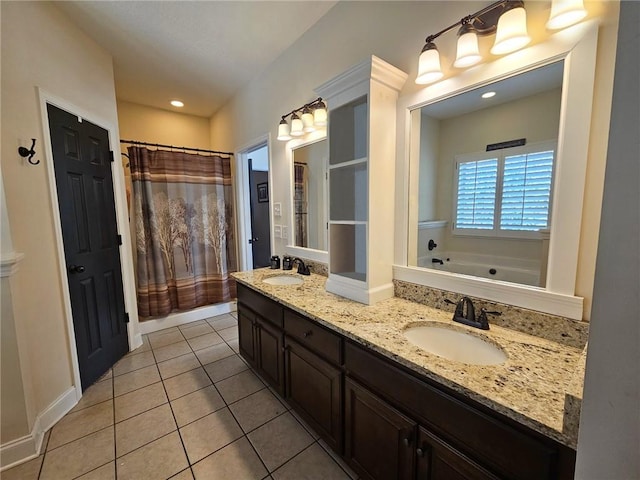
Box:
[232,269,586,449]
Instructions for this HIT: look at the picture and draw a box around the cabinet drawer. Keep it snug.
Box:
[345,341,561,480]
[284,309,342,364]
[237,283,283,327]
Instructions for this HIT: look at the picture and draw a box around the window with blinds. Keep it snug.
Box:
[453,142,555,237]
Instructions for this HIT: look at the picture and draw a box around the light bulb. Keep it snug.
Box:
[416,42,443,85]
[546,0,587,30]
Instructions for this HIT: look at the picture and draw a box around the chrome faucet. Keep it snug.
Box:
[292,258,311,276]
[444,297,500,330]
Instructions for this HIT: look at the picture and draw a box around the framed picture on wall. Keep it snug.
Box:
[257,182,269,203]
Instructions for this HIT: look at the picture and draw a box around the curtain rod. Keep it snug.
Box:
[120,139,234,157]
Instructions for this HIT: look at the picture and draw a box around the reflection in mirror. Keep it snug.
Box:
[293,139,328,251]
[409,61,563,287]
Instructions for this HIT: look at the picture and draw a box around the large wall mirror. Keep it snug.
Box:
[395,22,599,319]
[409,62,563,288]
[286,135,329,262]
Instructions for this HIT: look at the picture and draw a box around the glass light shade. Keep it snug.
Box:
[490,7,531,55]
[416,43,443,85]
[301,108,315,133]
[546,0,587,30]
[277,119,291,141]
[290,113,304,137]
[313,103,327,126]
[453,29,481,68]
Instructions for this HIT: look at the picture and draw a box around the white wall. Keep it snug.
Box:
[576,1,639,476]
[210,0,619,321]
[0,1,128,465]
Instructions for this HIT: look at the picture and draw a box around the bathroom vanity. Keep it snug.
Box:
[233,269,583,480]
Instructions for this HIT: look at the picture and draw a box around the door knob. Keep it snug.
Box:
[68,265,85,274]
[248,237,259,244]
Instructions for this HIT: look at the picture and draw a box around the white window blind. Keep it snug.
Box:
[455,158,498,229]
[500,150,554,231]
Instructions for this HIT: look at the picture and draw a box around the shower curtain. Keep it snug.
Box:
[294,163,308,247]
[130,147,237,318]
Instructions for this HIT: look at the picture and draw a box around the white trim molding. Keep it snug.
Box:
[0,252,25,277]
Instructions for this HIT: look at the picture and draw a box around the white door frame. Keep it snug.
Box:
[234,134,273,271]
[38,88,142,402]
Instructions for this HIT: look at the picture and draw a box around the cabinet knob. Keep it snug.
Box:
[416,448,424,457]
[403,437,411,447]
[303,330,313,338]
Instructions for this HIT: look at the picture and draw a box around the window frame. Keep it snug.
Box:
[452,140,557,240]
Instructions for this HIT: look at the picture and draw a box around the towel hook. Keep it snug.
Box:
[18,138,40,165]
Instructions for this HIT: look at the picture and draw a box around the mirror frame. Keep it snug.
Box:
[394,21,600,320]
[285,130,329,264]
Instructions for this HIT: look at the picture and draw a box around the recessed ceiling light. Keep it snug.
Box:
[481,91,496,99]
[170,100,184,107]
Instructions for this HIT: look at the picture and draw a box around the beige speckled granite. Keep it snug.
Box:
[233,268,586,449]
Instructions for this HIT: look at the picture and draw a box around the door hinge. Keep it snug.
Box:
[117,234,122,245]
[109,151,114,162]
[124,312,130,323]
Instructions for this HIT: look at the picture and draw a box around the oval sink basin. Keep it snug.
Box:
[263,275,304,286]
[404,324,507,365]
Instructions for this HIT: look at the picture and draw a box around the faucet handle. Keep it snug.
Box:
[478,308,501,329]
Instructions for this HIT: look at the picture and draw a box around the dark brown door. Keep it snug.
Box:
[248,158,271,268]
[344,378,416,480]
[284,337,343,453]
[48,104,128,390]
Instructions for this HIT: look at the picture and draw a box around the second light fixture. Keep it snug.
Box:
[278,98,327,141]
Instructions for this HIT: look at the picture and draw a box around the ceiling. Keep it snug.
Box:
[55,1,337,118]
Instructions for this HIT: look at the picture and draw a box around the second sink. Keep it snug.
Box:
[263,275,304,286]
[404,324,507,365]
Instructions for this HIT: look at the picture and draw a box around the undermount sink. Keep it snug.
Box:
[263,275,304,286]
[404,324,507,365]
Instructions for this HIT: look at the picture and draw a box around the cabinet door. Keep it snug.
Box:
[416,427,500,480]
[285,337,343,453]
[238,307,257,368]
[256,316,285,396]
[344,378,416,480]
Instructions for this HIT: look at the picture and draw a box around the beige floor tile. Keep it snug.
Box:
[227,338,240,353]
[116,431,188,480]
[171,385,225,427]
[179,319,207,329]
[149,330,185,349]
[70,379,113,413]
[192,437,267,480]
[153,340,192,363]
[290,409,320,440]
[317,439,359,479]
[229,388,287,433]
[217,325,239,341]
[158,352,201,379]
[1,454,43,480]
[180,323,215,339]
[40,427,114,480]
[171,468,195,479]
[272,443,351,480]
[208,314,237,331]
[114,364,160,396]
[216,370,265,404]
[76,461,115,479]
[115,381,167,422]
[247,412,314,472]
[48,400,113,449]
[98,368,113,381]
[187,332,225,351]
[115,403,177,457]
[133,336,152,353]
[195,343,235,365]
[148,326,180,339]
[179,408,243,464]
[163,368,212,400]
[229,311,238,319]
[113,350,156,376]
[204,354,248,382]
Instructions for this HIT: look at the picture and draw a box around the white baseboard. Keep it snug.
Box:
[1,386,77,471]
[138,302,237,335]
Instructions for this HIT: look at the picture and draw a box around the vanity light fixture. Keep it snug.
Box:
[170,100,184,107]
[546,0,588,30]
[277,97,327,141]
[416,0,532,85]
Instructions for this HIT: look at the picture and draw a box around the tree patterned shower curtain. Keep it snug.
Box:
[130,147,237,318]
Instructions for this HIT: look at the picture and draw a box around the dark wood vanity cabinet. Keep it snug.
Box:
[236,283,576,480]
[237,284,285,395]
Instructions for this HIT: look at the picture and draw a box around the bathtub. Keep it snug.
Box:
[417,255,541,286]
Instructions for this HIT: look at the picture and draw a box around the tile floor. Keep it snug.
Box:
[3,312,358,480]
